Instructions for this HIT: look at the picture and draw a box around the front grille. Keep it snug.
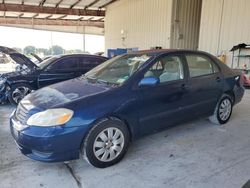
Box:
[15,103,29,124]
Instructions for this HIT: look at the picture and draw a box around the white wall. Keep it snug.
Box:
[199,0,250,66]
[105,0,173,50]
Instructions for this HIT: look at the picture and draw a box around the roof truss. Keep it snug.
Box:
[0,3,105,17]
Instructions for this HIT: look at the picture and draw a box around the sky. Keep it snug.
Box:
[0,26,105,54]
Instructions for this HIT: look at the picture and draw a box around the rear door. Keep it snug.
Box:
[183,53,223,116]
[38,57,79,88]
[78,56,106,74]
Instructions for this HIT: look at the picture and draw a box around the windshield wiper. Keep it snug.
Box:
[97,79,120,87]
[97,79,108,84]
[83,75,120,87]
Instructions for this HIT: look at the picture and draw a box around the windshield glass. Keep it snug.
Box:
[85,54,152,85]
[37,56,60,69]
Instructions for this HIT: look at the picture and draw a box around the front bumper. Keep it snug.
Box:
[10,113,88,162]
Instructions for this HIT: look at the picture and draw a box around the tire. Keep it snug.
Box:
[83,118,130,168]
[209,94,233,125]
[8,84,33,105]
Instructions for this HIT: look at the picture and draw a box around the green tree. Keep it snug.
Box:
[36,48,49,56]
[23,46,36,55]
[49,45,64,55]
[65,49,83,54]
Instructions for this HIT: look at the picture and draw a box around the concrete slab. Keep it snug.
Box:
[1,91,250,188]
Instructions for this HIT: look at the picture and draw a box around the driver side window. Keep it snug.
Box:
[47,57,78,71]
[144,56,184,83]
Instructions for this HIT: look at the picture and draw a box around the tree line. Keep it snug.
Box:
[13,45,85,56]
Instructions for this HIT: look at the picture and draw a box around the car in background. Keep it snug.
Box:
[233,68,250,87]
[0,50,23,73]
[0,47,44,73]
[10,49,244,168]
[0,47,108,104]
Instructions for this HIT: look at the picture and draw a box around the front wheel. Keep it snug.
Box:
[8,84,32,105]
[209,94,233,125]
[83,118,130,168]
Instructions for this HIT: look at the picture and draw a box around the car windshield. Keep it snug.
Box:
[85,54,152,85]
[37,56,60,69]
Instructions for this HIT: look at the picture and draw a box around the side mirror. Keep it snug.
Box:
[139,77,159,86]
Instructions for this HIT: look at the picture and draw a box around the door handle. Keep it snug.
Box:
[181,84,189,91]
[216,77,221,82]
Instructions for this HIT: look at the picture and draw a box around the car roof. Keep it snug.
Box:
[128,49,210,56]
[58,53,108,59]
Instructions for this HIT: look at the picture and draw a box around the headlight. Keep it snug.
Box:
[27,108,74,127]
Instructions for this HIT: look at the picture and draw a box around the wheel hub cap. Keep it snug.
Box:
[93,127,124,162]
[219,98,232,121]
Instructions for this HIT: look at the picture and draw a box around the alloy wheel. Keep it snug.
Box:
[218,98,232,121]
[93,127,125,162]
[12,86,31,104]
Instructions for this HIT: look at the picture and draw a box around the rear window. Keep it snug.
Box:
[186,55,217,77]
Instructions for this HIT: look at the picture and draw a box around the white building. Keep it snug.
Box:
[105,0,250,67]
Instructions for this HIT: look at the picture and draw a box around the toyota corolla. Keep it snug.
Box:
[10,49,244,168]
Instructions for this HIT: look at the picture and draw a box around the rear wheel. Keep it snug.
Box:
[83,118,130,168]
[8,84,32,105]
[209,94,233,125]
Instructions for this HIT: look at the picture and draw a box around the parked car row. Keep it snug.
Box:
[9,49,244,168]
[0,46,108,104]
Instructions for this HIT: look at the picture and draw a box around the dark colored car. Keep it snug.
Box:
[0,46,108,104]
[10,49,244,168]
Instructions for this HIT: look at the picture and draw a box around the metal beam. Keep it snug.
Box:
[18,13,24,18]
[44,14,53,19]
[32,13,39,18]
[70,0,81,9]
[77,16,84,21]
[99,0,118,8]
[0,3,105,16]
[87,17,94,21]
[39,0,47,6]
[96,17,104,21]
[57,14,67,19]
[0,17,104,28]
[55,0,64,8]
[85,0,100,9]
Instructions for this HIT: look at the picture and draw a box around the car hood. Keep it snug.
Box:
[0,46,37,69]
[0,67,33,79]
[22,78,111,110]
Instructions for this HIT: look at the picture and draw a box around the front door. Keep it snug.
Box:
[38,57,79,88]
[137,54,189,136]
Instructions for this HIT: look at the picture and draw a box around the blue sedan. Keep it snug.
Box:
[10,49,244,168]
